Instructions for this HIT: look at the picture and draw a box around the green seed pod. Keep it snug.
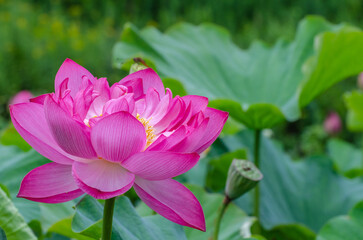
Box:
[225,159,263,200]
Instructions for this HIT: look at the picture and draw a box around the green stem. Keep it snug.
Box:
[213,196,231,240]
[253,129,261,219]
[102,197,116,240]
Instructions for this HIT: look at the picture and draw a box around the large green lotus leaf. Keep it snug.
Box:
[0,124,31,151]
[47,218,94,240]
[113,17,363,129]
[208,100,285,129]
[185,185,250,240]
[71,195,187,240]
[316,201,363,240]
[218,130,363,232]
[263,224,315,240]
[0,227,6,240]
[0,188,37,240]
[0,144,76,231]
[344,90,363,132]
[0,145,48,198]
[327,138,363,178]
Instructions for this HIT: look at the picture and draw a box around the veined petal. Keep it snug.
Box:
[44,96,97,158]
[30,94,49,105]
[110,83,128,99]
[10,103,74,164]
[193,108,228,153]
[134,178,205,231]
[152,96,182,132]
[182,95,208,115]
[18,163,83,203]
[73,80,94,120]
[91,112,146,163]
[72,160,134,192]
[55,58,95,98]
[169,118,209,153]
[103,94,135,115]
[120,68,165,98]
[122,152,200,180]
[88,78,111,115]
[142,88,160,119]
[146,126,187,151]
[148,91,172,126]
[72,160,134,199]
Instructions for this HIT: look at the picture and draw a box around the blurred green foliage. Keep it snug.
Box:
[1,1,363,239]
[1,0,363,123]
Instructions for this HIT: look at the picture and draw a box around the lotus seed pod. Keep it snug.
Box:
[225,159,263,200]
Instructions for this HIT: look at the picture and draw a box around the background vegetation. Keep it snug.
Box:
[1,0,363,120]
[2,1,363,239]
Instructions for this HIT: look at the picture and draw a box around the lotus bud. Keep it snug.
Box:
[324,112,341,135]
[9,90,33,105]
[357,73,363,90]
[225,159,263,200]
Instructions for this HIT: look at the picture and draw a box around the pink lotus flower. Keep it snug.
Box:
[9,90,33,105]
[324,111,341,135]
[10,59,228,231]
[357,72,363,89]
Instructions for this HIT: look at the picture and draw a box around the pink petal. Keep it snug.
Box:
[122,152,200,180]
[110,83,128,99]
[91,112,146,163]
[193,108,228,153]
[134,98,146,115]
[120,68,165,98]
[134,178,205,231]
[30,94,49,105]
[148,90,171,125]
[88,78,111,114]
[169,118,209,153]
[166,101,192,132]
[118,78,144,99]
[103,94,135,115]
[55,58,95,98]
[72,160,134,199]
[146,126,187,151]
[142,88,160,119]
[182,95,208,115]
[73,160,134,191]
[10,103,74,164]
[56,78,69,99]
[22,189,84,204]
[153,96,183,133]
[73,80,94,120]
[17,163,83,203]
[44,96,97,158]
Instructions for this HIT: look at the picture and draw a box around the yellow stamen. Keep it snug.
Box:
[136,114,155,147]
[86,114,103,128]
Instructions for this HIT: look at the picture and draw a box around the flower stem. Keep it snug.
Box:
[102,197,116,240]
[213,196,231,240]
[253,129,261,219]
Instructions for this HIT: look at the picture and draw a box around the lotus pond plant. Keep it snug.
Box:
[9,59,228,238]
[9,90,33,105]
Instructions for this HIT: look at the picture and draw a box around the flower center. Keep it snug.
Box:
[85,114,102,127]
[136,114,155,148]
